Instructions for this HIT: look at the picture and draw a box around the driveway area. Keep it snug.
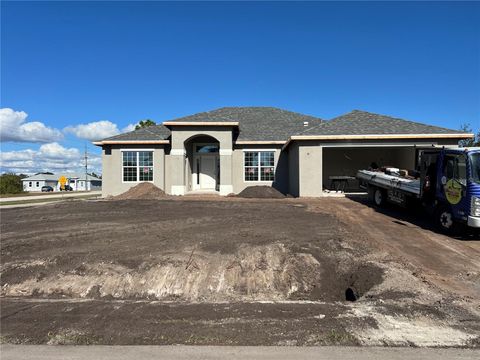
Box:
[1,196,479,346]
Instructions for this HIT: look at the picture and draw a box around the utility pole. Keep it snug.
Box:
[84,143,88,192]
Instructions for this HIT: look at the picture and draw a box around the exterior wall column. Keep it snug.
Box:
[219,149,233,195]
[298,144,323,197]
[169,148,186,195]
[153,147,165,191]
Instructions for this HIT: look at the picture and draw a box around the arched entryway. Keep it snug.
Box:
[184,135,220,192]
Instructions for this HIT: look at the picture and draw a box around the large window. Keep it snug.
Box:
[122,151,154,182]
[244,151,275,181]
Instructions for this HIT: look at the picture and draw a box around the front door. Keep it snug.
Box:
[193,155,218,190]
[200,156,216,189]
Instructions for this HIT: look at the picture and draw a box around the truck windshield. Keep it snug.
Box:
[470,153,480,184]
[444,154,467,186]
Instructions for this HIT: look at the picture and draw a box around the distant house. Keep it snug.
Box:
[22,173,102,192]
[22,174,58,192]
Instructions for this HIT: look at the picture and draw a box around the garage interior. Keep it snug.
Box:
[322,146,418,192]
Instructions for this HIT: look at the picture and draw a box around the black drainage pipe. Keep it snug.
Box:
[345,287,359,302]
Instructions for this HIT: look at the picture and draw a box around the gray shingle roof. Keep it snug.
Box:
[100,107,323,142]
[165,107,323,141]
[298,110,464,136]
[99,108,465,143]
[101,124,171,142]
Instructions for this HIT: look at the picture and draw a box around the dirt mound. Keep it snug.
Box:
[2,244,323,301]
[113,183,166,200]
[237,186,286,199]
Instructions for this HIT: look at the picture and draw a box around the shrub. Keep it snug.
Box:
[0,173,25,194]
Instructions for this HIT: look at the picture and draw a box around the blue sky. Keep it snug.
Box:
[1,1,479,174]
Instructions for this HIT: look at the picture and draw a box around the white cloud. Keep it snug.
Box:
[0,108,63,143]
[64,120,137,141]
[0,142,102,175]
[38,142,80,160]
[64,120,120,141]
[122,123,137,133]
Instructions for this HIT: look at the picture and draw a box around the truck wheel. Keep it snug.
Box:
[436,205,456,234]
[373,188,386,207]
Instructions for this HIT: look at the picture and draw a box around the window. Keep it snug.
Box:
[36,182,39,187]
[122,151,153,182]
[444,154,467,186]
[195,144,219,153]
[29,182,32,187]
[244,151,275,181]
[138,151,154,181]
[470,153,480,185]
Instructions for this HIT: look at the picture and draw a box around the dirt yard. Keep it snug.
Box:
[1,196,479,346]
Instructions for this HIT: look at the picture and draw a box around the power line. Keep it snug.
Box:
[84,143,88,191]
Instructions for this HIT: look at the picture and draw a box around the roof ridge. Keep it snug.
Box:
[331,109,460,132]
[143,126,163,137]
[296,121,329,135]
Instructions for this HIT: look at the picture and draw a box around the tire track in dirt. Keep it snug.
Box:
[307,197,480,299]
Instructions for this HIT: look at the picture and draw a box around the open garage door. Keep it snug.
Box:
[322,146,417,192]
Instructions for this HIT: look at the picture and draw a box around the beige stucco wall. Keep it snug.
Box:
[170,127,233,150]
[100,135,462,198]
[298,144,323,197]
[231,145,286,194]
[101,145,165,197]
[168,126,233,195]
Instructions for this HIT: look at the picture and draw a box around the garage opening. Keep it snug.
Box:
[322,146,417,192]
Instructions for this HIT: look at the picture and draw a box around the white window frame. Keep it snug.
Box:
[242,149,276,182]
[121,149,155,183]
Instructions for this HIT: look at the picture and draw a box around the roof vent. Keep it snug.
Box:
[303,121,309,127]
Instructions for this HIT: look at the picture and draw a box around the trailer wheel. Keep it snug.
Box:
[436,205,456,234]
[373,188,386,207]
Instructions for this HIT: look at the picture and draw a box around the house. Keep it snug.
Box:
[93,107,472,198]
[22,173,102,192]
[22,174,59,192]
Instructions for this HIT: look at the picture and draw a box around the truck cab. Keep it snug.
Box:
[420,148,480,232]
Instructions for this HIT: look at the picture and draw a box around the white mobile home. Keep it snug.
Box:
[22,173,102,192]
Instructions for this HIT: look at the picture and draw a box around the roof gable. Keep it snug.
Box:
[162,107,323,141]
[97,107,323,143]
